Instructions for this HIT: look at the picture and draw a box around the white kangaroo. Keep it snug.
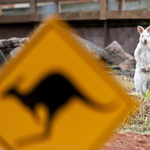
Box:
[134,26,150,96]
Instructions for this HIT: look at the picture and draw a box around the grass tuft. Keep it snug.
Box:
[108,71,150,134]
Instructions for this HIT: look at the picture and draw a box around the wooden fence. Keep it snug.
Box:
[0,0,149,24]
[0,0,149,47]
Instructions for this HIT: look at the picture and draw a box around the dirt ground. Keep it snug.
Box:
[100,132,150,150]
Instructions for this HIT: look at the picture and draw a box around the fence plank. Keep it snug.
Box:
[0,11,149,24]
[0,14,42,23]
[0,0,72,4]
[107,11,150,19]
[60,11,100,20]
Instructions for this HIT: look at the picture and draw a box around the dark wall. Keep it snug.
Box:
[74,26,139,56]
[107,27,139,56]
[0,23,34,39]
[0,20,150,56]
[75,27,104,48]
[71,20,150,56]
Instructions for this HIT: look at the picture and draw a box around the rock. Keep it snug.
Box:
[0,50,8,66]
[10,44,25,58]
[119,58,136,70]
[100,41,136,70]
[9,37,30,58]
[0,37,29,49]
[100,46,127,64]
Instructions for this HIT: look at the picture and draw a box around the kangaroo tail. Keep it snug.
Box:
[75,92,120,113]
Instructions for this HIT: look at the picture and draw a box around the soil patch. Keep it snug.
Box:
[113,70,135,78]
[100,132,150,150]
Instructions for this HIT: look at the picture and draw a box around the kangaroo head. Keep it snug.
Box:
[137,26,150,45]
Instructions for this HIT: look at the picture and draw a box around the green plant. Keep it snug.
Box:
[145,88,150,101]
[137,92,139,98]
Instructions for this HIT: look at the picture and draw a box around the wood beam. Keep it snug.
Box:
[0,11,150,24]
[0,14,42,23]
[106,11,150,19]
[30,0,36,15]
[54,2,59,13]
[104,20,107,47]
[0,6,1,16]
[0,12,100,24]
[100,0,107,20]
[0,0,72,4]
[60,11,100,20]
[118,0,125,11]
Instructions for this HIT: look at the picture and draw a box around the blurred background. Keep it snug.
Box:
[0,0,150,56]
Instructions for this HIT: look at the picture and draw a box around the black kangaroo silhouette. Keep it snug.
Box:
[4,74,99,132]
[4,73,118,147]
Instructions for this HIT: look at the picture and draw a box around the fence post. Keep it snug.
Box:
[30,0,36,15]
[104,20,107,47]
[100,0,107,47]
[55,2,61,13]
[100,0,106,20]
[118,0,125,11]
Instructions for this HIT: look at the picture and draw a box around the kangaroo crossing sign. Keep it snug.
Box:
[0,16,135,150]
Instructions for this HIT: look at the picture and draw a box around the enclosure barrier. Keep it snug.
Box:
[0,0,149,47]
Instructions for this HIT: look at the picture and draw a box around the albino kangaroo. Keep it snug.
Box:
[134,26,150,96]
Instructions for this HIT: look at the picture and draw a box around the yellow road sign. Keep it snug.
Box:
[0,16,135,150]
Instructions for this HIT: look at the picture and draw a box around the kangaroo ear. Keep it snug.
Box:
[137,26,144,34]
[146,26,150,33]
